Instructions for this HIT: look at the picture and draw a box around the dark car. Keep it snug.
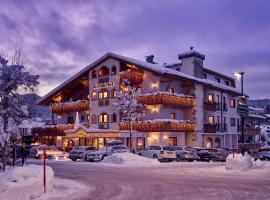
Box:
[193,147,211,162]
[207,148,229,162]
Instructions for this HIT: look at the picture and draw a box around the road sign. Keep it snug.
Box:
[238,104,249,117]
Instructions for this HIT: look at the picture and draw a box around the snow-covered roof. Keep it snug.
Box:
[249,107,264,112]
[248,114,266,120]
[39,52,241,105]
[264,114,270,118]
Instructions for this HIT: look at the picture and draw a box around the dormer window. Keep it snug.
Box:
[98,66,109,77]
[169,88,175,93]
[215,77,220,83]
[111,66,117,75]
[225,81,230,86]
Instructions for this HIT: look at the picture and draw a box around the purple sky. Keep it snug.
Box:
[0,0,269,99]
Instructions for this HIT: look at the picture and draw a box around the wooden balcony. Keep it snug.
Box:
[119,70,143,84]
[137,92,195,108]
[120,120,194,132]
[204,101,217,111]
[244,127,261,135]
[50,100,89,114]
[204,124,217,133]
[32,124,75,136]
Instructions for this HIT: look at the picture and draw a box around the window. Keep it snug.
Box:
[216,116,220,124]
[208,116,215,124]
[176,68,180,72]
[225,81,230,86]
[112,89,117,98]
[98,66,109,77]
[111,66,117,75]
[230,99,236,108]
[111,113,117,123]
[87,115,90,121]
[170,113,176,120]
[215,77,220,83]
[80,115,85,121]
[92,91,97,100]
[92,70,97,78]
[91,115,97,124]
[169,88,175,93]
[208,94,214,103]
[99,113,108,123]
[67,116,74,124]
[136,87,142,94]
[203,73,207,79]
[57,115,62,119]
[136,138,145,151]
[216,95,220,103]
[169,137,177,146]
[230,118,236,127]
[99,90,108,99]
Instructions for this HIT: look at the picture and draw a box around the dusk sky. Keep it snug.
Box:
[0,0,269,99]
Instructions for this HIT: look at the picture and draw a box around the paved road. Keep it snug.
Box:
[30,161,270,200]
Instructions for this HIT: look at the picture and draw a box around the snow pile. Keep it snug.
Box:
[102,153,160,167]
[225,153,253,171]
[0,165,54,200]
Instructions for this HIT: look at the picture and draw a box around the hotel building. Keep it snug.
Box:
[33,49,243,151]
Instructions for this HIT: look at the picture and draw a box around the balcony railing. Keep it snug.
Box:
[244,127,261,135]
[119,70,143,84]
[99,123,110,129]
[120,120,194,132]
[98,99,109,107]
[204,101,217,111]
[32,124,75,136]
[204,124,217,133]
[50,100,89,114]
[137,92,195,108]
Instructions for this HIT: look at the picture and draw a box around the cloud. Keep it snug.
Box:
[0,0,269,99]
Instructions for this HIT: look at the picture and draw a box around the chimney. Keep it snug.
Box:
[145,55,155,64]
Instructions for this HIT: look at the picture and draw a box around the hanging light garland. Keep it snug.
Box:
[119,71,143,84]
[50,100,90,114]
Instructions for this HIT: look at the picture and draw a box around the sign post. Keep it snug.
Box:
[43,149,46,193]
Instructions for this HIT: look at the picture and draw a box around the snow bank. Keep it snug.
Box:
[0,165,54,200]
[102,153,160,167]
[225,153,253,171]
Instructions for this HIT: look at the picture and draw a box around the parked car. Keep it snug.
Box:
[207,148,229,162]
[193,147,211,162]
[69,146,97,161]
[258,148,270,160]
[29,145,68,160]
[86,145,129,162]
[139,145,176,162]
[170,146,200,162]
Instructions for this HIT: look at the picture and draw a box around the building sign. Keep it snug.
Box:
[93,82,114,89]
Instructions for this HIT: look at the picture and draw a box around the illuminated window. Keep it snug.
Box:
[208,116,214,124]
[169,88,175,93]
[92,70,97,78]
[99,90,108,99]
[216,116,220,124]
[136,138,144,150]
[57,115,62,119]
[208,94,214,103]
[170,113,176,120]
[99,113,108,123]
[216,95,220,103]
[230,99,236,108]
[111,66,117,75]
[92,92,97,100]
[98,66,109,77]
[112,90,117,98]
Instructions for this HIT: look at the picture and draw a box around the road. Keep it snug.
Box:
[28,160,270,200]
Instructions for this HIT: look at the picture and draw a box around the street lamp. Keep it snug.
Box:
[10,132,17,167]
[19,127,28,166]
[234,72,246,155]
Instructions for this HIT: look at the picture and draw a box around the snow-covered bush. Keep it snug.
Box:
[225,152,253,171]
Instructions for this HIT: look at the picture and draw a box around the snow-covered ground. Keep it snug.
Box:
[0,165,93,200]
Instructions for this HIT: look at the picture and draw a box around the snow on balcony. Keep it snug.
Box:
[120,119,194,132]
[50,100,89,114]
[137,92,194,107]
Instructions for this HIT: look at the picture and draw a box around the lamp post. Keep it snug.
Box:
[10,132,17,167]
[19,127,28,166]
[234,72,245,155]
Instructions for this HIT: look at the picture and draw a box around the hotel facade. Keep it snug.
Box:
[33,49,244,151]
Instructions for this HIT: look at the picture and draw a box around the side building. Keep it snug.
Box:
[32,49,241,151]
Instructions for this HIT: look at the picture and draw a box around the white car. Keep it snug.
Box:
[86,145,129,162]
[29,145,68,160]
[139,145,176,162]
[258,148,270,160]
[69,146,97,161]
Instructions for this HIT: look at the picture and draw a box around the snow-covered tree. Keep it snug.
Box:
[0,55,39,171]
[114,79,144,152]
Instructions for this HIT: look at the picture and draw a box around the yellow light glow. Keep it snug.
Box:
[234,73,241,80]
[163,136,168,140]
[57,136,62,140]
[152,82,158,88]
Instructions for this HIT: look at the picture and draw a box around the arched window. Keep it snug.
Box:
[92,70,97,79]
[111,89,117,98]
[206,138,213,148]
[98,66,109,77]
[214,138,221,148]
[91,114,97,124]
[111,113,117,123]
[111,66,117,75]
[99,113,108,123]
[98,89,108,99]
